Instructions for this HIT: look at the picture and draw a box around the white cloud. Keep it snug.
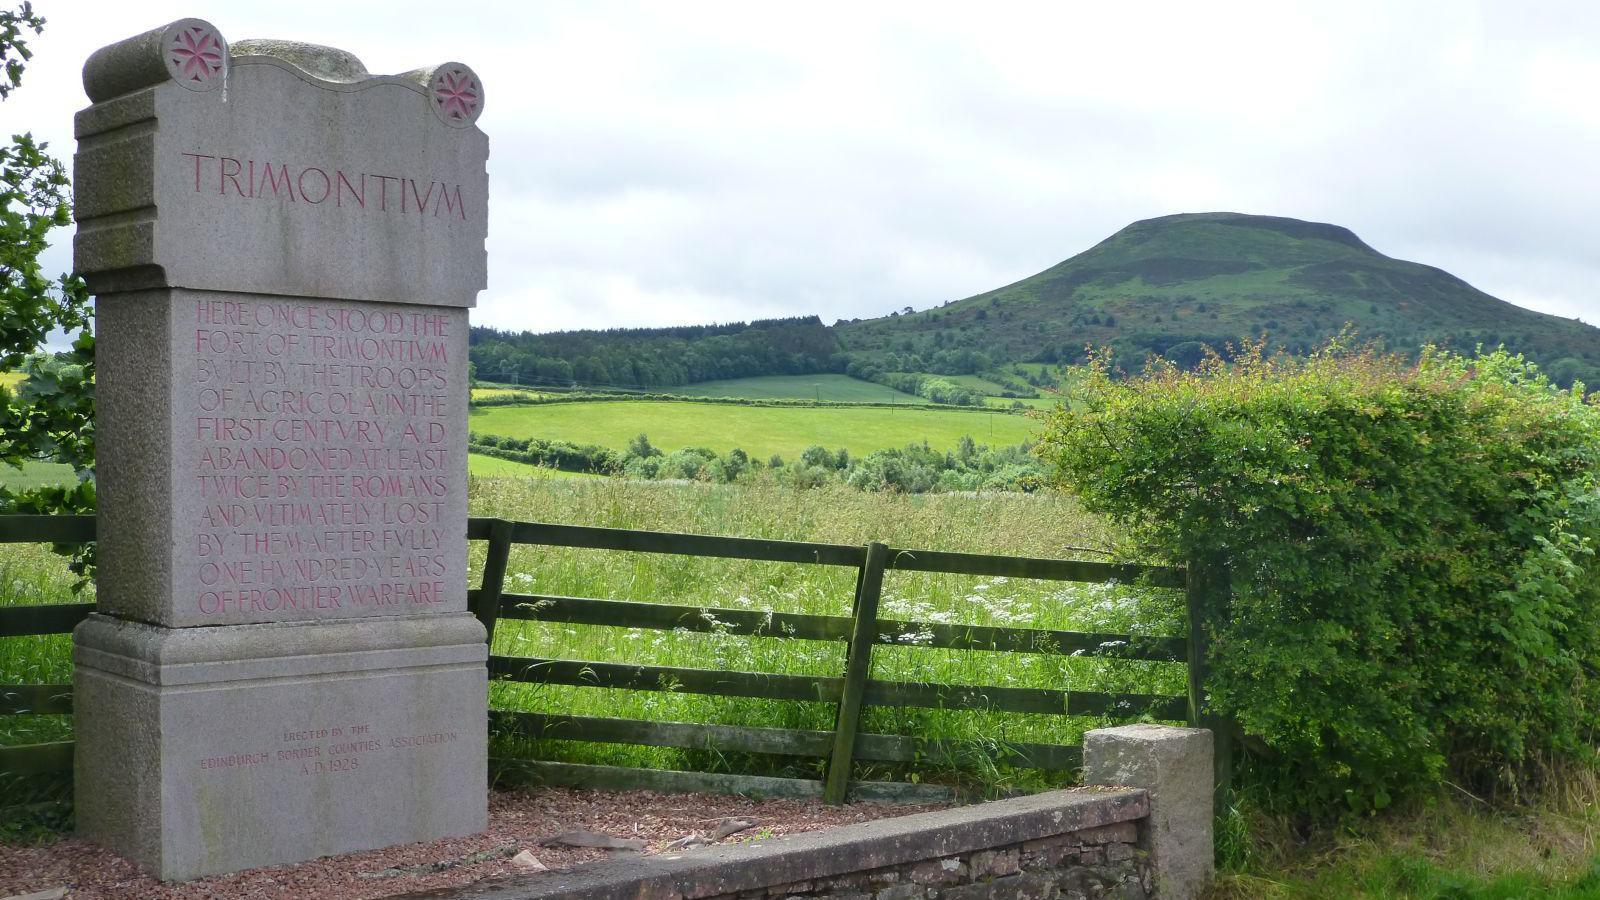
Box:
[12,0,1598,333]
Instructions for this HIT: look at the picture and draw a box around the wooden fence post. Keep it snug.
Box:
[823,541,888,805]
[1186,558,1233,813]
[471,519,515,647]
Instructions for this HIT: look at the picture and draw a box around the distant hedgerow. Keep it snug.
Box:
[1037,339,1600,815]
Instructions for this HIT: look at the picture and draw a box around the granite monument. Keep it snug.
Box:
[72,18,489,880]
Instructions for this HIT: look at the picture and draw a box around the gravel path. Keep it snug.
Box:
[0,788,945,899]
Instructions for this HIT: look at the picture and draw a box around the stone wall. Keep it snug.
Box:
[405,787,1153,900]
[705,815,1149,900]
[410,725,1214,900]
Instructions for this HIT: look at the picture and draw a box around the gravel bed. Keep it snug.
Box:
[0,787,946,899]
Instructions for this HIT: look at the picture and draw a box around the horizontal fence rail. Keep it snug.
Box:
[466,517,1198,803]
[491,593,1187,661]
[0,516,95,782]
[469,518,867,567]
[0,514,1220,804]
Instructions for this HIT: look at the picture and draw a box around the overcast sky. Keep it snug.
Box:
[8,1,1598,333]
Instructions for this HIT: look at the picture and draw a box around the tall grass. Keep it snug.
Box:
[471,473,1187,791]
[0,546,85,747]
[1210,779,1600,898]
[0,475,1187,798]
[0,543,89,833]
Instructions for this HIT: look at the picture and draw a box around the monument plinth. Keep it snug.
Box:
[73,18,489,880]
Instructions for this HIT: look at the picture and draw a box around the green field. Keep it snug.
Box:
[992,395,1059,409]
[938,373,1015,395]
[468,452,594,479]
[671,374,923,404]
[471,386,551,402]
[0,461,75,492]
[469,399,1039,458]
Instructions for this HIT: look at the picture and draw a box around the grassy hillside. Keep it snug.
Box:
[468,399,1036,459]
[669,374,921,403]
[837,212,1600,385]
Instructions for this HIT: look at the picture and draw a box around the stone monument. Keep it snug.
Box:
[72,18,488,880]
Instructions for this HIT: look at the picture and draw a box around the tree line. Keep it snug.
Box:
[469,316,844,389]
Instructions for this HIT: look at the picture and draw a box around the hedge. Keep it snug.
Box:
[1037,342,1600,815]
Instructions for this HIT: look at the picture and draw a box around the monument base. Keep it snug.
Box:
[73,613,487,881]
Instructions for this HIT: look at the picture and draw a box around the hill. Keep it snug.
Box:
[466,213,1600,391]
[834,212,1600,386]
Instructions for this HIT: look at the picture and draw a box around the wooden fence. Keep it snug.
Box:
[0,514,1229,805]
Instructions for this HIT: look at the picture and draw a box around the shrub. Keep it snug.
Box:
[1036,341,1600,815]
[656,446,718,481]
[466,433,621,475]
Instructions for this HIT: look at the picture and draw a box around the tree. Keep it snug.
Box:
[626,433,661,459]
[1,2,96,534]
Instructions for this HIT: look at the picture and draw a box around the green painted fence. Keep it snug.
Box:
[0,514,1230,807]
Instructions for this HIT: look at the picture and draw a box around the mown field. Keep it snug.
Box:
[0,462,75,492]
[668,374,922,403]
[468,452,595,479]
[469,399,1038,459]
[471,386,553,402]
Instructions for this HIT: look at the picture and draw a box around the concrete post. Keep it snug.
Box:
[1084,724,1214,900]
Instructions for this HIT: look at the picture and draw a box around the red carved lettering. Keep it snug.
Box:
[374,174,398,211]
[404,179,435,215]
[298,167,331,204]
[178,153,469,225]
[336,170,365,208]
[219,156,245,195]
[257,162,297,201]
[183,152,216,191]
[434,184,466,220]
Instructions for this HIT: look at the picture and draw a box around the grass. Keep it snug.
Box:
[934,373,1015,395]
[0,474,1180,798]
[7,475,1600,895]
[468,452,596,479]
[1209,785,1600,899]
[468,399,1039,459]
[469,474,1182,790]
[471,386,553,402]
[0,461,75,492]
[670,374,924,404]
[0,539,85,834]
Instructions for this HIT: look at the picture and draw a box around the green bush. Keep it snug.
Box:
[1037,342,1600,815]
[467,433,622,474]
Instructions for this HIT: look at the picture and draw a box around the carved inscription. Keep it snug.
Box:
[181,152,470,219]
[192,298,453,620]
[197,721,459,777]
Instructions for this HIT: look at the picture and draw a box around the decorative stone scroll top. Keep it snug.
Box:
[144,19,228,94]
[430,64,484,127]
[166,22,225,88]
[81,17,487,129]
